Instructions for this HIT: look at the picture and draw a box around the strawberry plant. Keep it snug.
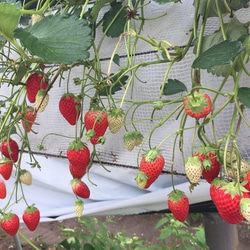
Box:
[0,0,250,248]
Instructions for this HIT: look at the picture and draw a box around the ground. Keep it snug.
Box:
[0,213,249,249]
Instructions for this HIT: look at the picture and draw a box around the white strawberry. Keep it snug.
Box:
[185,156,202,184]
[74,199,84,218]
[20,170,32,185]
[240,198,250,222]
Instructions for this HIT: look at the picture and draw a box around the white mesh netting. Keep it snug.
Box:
[1,0,250,220]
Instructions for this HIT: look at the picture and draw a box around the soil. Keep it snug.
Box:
[0,213,249,249]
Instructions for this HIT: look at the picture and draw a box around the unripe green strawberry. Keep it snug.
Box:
[240,198,250,222]
[107,108,125,134]
[123,131,136,151]
[133,131,143,146]
[135,171,148,189]
[227,160,250,180]
[35,89,49,112]
[31,14,44,25]
[19,169,32,185]
[184,156,202,184]
[74,199,84,217]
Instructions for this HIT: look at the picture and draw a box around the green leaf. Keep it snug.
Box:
[162,79,187,96]
[192,40,243,69]
[102,1,127,38]
[99,74,128,96]
[197,0,249,17]
[152,0,181,4]
[193,17,248,76]
[91,0,115,22]
[238,87,250,109]
[0,3,21,40]
[14,14,92,64]
[113,54,120,66]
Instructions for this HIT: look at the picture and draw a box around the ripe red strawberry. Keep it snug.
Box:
[107,108,125,134]
[0,158,13,180]
[19,107,37,133]
[210,178,229,207]
[1,213,19,236]
[0,139,19,163]
[71,179,90,199]
[211,179,250,224]
[194,146,220,183]
[67,141,90,167]
[184,156,202,184]
[74,199,84,217]
[0,178,6,199]
[59,93,81,125]
[168,190,189,222]
[84,109,108,145]
[35,89,49,112]
[184,91,212,119]
[243,171,250,191]
[22,205,40,231]
[139,149,165,189]
[69,163,87,179]
[26,73,48,103]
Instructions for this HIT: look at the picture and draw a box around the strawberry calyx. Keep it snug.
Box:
[144,148,161,163]
[220,181,248,199]
[123,131,135,142]
[185,91,210,114]
[24,204,38,214]
[211,177,229,188]
[0,157,13,165]
[1,212,16,222]
[68,140,86,151]
[86,129,96,141]
[168,189,186,202]
[108,107,125,118]
[185,156,202,167]
[71,178,81,187]
[74,198,84,206]
[36,88,46,97]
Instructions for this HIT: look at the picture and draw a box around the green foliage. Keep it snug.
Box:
[0,2,21,39]
[152,0,181,4]
[14,14,92,64]
[162,79,187,96]
[238,87,250,109]
[98,75,129,96]
[102,1,127,38]
[56,214,208,250]
[192,40,243,70]
[197,0,249,17]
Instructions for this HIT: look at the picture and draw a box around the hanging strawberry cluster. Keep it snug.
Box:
[0,0,250,243]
